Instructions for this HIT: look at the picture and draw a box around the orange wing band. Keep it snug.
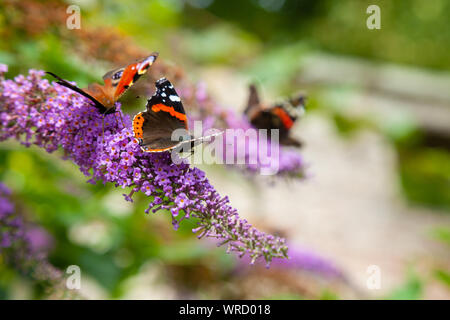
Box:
[151,103,187,122]
[272,107,294,130]
[143,146,177,153]
[132,112,145,139]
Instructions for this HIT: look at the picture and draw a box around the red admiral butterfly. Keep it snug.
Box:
[244,84,305,147]
[133,78,221,153]
[46,53,158,114]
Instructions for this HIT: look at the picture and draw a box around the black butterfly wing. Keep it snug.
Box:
[133,78,189,152]
[148,78,187,115]
[290,94,306,109]
[248,84,260,106]
[133,109,188,152]
[280,135,303,148]
[244,84,261,117]
[249,110,277,129]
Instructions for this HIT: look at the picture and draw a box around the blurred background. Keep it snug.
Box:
[0,0,449,299]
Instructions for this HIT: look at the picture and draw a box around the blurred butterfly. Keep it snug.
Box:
[133,78,222,153]
[244,84,305,147]
[46,52,158,115]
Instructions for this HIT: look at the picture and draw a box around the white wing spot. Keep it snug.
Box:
[169,95,181,102]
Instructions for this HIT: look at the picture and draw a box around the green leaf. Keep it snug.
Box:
[384,271,423,300]
[434,269,450,288]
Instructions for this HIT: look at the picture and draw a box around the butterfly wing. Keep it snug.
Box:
[111,53,159,101]
[133,78,189,152]
[271,106,294,130]
[250,109,280,130]
[48,53,158,114]
[248,84,260,107]
[250,107,302,147]
[45,71,109,114]
[280,135,303,148]
[147,77,188,126]
[283,94,306,120]
[270,96,306,148]
[244,85,276,129]
[133,110,187,152]
[244,84,261,118]
[290,94,306,109]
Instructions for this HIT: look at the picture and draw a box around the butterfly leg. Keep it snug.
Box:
[177,144,196,161]
[177,151,193,162]
[113,112,119,128]
[101,114,106,144]
[117,111,125,129]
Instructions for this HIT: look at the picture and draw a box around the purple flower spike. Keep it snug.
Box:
[0,68,289,265]
[0,183,18,249]
[0,183,72,297]
[0,64,8,75]
[238,243,344,279]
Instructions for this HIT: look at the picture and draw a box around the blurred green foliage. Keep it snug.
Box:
[190,0,450,70]
[431,227,450,247]
[434,269,450,289]
[384,270,423,300]
[398,147,450,211]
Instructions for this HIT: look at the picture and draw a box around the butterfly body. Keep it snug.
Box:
[47,53,158,114]
[133,78,221,153]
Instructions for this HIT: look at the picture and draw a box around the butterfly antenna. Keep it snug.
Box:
[180,152,193,161]
[194,130,224,144]
[46,71,108,114]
